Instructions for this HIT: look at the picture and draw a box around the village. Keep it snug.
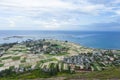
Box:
[0,39,120,77]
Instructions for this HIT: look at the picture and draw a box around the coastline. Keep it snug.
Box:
[0,39,120,79]
[0,30,120,49]
[1,35,119,50]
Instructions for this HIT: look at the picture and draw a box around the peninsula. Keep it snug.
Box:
[0,39,120,79]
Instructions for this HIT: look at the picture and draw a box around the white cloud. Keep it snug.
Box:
[9,20,15,27]
[33,19,63,30]
[0,0,110,15]
[6,16,25,27]
[115,10,120,15]
[0,0,74,10]
[0,0,120,30]
[111,0,120,4]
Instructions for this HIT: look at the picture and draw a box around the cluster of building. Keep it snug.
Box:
[21,39,68,54]
[63,50,120,71]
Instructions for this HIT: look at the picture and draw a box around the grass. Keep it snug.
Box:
[0,66,120,79]
[1,56,11,60]
[0,59,2,62]
[60,66,120,79]
[35,62,43,68]
[45,52,69,56]
[0,64,4,67]
[53,52,69,56]
[20,58,26,63]
[12,56,20,61]
[0,69,52,80]
[40,58,58,63]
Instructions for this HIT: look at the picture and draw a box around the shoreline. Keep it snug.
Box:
[1,37,120,50]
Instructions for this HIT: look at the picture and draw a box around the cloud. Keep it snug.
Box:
[0,0,111,15]
[0,0,74,11]
[33,19,61,30]
[0,0,120,30]
[9,20,15,27]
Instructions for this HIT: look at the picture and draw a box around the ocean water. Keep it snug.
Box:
[0,30,120,49]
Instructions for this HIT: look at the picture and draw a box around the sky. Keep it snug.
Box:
[0,0,120,31]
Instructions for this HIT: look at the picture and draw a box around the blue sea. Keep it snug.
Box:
[0,30,120,49]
